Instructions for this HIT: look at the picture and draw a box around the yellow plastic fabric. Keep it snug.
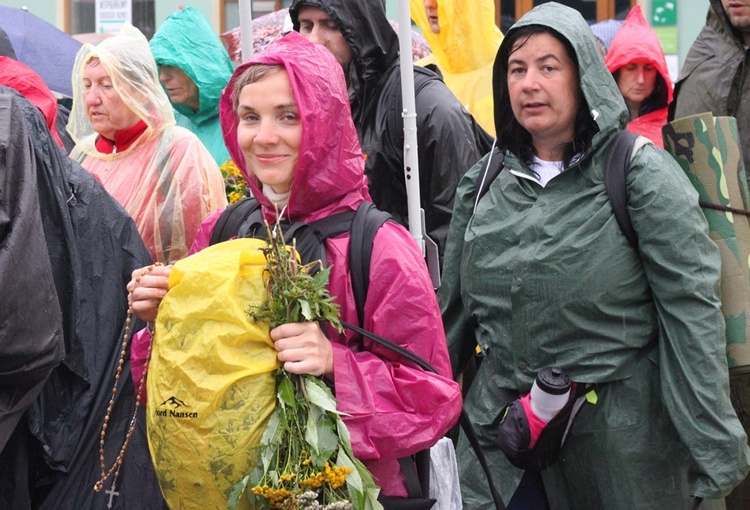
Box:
[411,0,503,136]
[146,239,280,510]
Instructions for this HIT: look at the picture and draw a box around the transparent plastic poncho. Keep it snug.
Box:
[67,24,226,263]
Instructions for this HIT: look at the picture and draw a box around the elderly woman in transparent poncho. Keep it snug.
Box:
[67,24,226,264]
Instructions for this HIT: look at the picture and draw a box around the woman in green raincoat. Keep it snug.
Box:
[149,7,234,167]
[439,3,750,509]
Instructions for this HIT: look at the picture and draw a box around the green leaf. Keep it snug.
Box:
[300,299,312,321]
[336,415,352,450]
[304,377,339,413]
[338,448,363,493]
[227,475,249,510]
[277,375,296,409]
[315,410,338,462]
[260,409,280,445]
[365,487,384,510]
[261,444,275,473]
[305,404,319,454]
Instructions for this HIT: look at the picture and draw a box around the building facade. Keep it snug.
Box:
[2,1,710,74]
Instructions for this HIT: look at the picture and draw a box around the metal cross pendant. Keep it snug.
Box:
[105,480,120,509]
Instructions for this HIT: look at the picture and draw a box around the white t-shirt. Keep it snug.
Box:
[531,156,564,187]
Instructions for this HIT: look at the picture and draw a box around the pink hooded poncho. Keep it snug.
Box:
[605,5,674,147]
[132,32,461,497]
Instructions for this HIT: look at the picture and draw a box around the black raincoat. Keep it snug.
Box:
[289,0,493,258]
[0,86,165,509]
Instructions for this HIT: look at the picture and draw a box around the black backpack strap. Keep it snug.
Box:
[604,130,639,250]
[342,320,507,510]
[348,202,391,327]
[209,198,262,246]
[473,141,504,213]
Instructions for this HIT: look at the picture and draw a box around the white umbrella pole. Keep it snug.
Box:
[239,0,254,62]
[397,0,423,255]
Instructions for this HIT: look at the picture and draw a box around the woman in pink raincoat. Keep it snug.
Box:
[605,5,673,147]
[128,32,461,499]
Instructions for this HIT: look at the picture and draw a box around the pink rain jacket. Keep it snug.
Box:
[605,5,673,148]
[133,32,461,497]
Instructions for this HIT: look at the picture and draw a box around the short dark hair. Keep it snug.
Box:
[495,25,599,168]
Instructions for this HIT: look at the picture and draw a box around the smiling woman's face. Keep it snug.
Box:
[236,69,302,194]
[83,59,141,140]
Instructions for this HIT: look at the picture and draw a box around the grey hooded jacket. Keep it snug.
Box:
[672,0,750,188]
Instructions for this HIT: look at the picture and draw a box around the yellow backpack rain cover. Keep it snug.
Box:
[146,238,279,509]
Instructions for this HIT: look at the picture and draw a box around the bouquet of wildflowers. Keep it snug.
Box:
[220,158,251,204]
[229,220,382,510]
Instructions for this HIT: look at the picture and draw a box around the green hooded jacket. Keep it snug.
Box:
[439,3,750,508]
[150,7,234,166]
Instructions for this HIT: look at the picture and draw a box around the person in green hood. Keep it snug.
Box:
[439,3,750,509]
[150,7,234,167]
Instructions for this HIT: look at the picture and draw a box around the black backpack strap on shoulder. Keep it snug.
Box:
[473,140,504,214]
[341,320,507,510]
[209,197,261,246]
[604,130,639,250]
[348,202,391,327]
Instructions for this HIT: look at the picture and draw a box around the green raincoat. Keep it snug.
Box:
[439,3,750,509]
[150,7,234,166]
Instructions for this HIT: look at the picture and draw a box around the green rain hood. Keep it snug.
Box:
[150,7,234,165]
[439,3,750,508]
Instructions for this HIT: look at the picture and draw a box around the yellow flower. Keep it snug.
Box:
[220,159,242,177]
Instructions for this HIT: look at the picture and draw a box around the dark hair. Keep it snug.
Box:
[495,25,599,168]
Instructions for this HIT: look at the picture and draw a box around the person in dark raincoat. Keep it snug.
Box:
[0,91,64,459]
[672,0,750,188]
[0,85,165,509]
[671,2,750,506]
[127,32,462,505]
[605,5,672,148]
[288,0,493,260]
[439,3,750,509]
[149,6,234,167]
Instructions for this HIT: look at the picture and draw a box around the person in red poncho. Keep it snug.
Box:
[605,5,673,147]
[0,56,65,148]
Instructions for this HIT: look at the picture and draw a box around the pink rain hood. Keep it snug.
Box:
[220,31,369,223]
[605,5,673,147]
[212,32,462,496]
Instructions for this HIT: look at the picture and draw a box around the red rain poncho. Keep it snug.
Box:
[0,56,64,147]
[605,5,673,148]
[132,32,461,498]
[67,24,227,263]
